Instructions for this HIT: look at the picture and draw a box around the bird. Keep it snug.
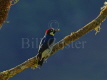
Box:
[37,28,60,67]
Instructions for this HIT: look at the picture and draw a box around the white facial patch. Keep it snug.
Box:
[50,32,54,36]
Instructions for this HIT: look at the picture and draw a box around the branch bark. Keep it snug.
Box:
[0,2,107,80]
[0,0,11,28]
[0,0,19,28]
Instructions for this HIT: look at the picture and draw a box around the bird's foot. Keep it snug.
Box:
[44,59,48,63]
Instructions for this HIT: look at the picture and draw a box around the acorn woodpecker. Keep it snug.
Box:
[37,28,60,67]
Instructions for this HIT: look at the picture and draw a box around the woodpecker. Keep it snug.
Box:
[37,28,60,67]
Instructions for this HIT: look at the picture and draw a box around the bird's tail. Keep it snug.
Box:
[37,53,44,67]
[38,58,44,67]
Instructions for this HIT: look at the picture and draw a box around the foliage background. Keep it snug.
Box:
[0,0,107,80]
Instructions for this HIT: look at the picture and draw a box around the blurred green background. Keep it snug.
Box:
[0,0,107,80]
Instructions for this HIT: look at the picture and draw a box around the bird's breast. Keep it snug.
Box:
[42,48,52,59]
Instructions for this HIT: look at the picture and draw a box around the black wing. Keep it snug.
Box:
[37,37,54,59]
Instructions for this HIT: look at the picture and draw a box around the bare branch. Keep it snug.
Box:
[0,1,107,80]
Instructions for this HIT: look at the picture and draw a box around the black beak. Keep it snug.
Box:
[54,29,60,33]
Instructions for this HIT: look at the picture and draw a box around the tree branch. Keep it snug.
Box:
[0,0,19,28]
[0,0,11,28]
[0,2,107,80]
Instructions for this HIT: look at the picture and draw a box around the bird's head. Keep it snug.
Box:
[45,28,60,36]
